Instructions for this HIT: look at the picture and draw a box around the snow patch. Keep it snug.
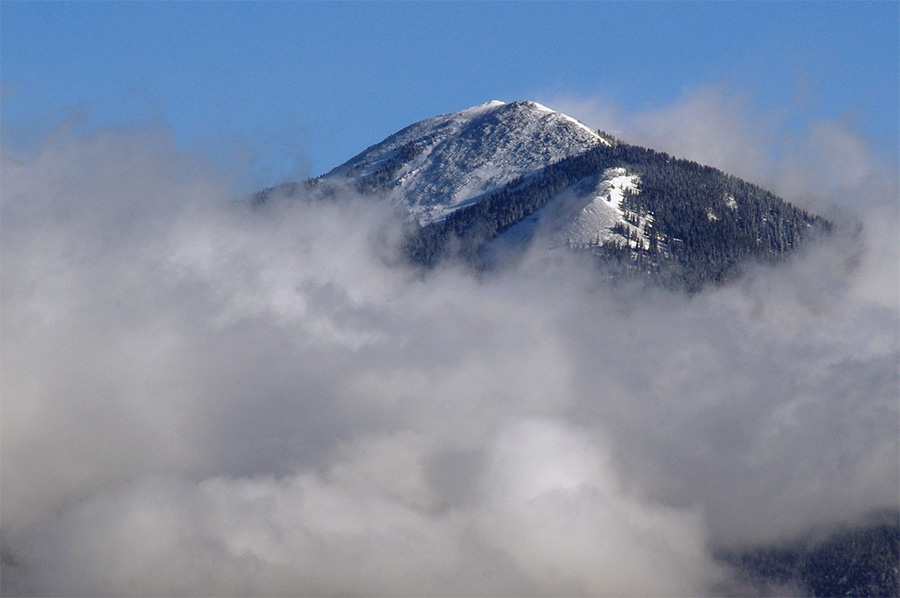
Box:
[486,168,650,261]
[600,168,640,209]
[569,168,647,249]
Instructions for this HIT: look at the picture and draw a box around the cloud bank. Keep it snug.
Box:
[2,91,897,596]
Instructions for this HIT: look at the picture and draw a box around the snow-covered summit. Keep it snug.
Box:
[322,100,607,224]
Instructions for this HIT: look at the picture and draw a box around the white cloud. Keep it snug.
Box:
[542,86,772,182]
[2,97,897,595]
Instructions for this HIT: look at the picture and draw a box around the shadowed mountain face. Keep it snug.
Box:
[257,100,831,290]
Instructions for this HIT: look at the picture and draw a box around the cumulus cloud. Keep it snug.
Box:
[1,96,897,596]
[541,86,775,184]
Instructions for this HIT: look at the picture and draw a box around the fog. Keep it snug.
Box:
[2,98,897,595]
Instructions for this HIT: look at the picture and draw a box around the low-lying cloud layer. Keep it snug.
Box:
[2,92,898,596]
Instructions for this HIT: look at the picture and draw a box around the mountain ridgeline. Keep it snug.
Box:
[255,100,831,291]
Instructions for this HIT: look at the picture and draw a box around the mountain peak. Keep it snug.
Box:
[322,99,607,224]
[454,99,506,119]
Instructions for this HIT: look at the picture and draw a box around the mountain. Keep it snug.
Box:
[321,100,610,224]
[255,100,831,291]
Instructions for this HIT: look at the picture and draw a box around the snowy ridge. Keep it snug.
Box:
[490,167,646,254]
[322,100,606,224]
[567,168,644,248]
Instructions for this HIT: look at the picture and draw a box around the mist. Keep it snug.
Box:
[2,95,897,596]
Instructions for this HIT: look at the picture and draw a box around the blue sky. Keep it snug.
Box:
[3,1,898,187]
[3,5,900,595]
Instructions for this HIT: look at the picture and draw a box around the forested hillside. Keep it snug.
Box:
[721,512,899,597]
[405,140,831,290]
